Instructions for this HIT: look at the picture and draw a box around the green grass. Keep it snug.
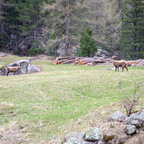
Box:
[0,55,144,143]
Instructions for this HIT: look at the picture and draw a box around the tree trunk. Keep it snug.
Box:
[32,29,37,48]
[119,0,123,20]
[65,0,71,56]
[0,1,2,34]
[34,29,37,41]
[15,35,18,51]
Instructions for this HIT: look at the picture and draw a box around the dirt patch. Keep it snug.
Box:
[29,55,54,62]
[0,122,27,144]
[125,130,144,144]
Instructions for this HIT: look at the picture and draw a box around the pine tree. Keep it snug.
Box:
[2,0,20,51]
[2,0,45,54]
[16,0,44,42]
[79,27,97,57]
[121,0,144,59]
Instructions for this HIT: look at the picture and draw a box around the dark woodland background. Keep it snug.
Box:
[0,0,144,59]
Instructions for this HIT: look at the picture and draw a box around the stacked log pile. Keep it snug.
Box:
[52,56,77,65]
[52,56,144,66]
[134,59,144,66]
[126,59,144,66]
[52,56,109,65]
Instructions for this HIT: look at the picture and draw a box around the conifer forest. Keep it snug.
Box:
[0,0,144,59]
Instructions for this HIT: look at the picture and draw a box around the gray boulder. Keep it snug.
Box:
[124,117,133,124]
[124,113,144,127]
[131,120,143,128]
[65,133,92,144]
[108,111,126,122]
[139,110,144,120]
[98,140,105,144]
[126,125,137,135]
[95,49,109,58]
[1,60,40,76]
[84,127,103,141]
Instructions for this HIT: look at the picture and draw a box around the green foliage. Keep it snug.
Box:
[49,33,56,40]
[79,27,97,57]
[29,48,45,56]
[0,34,9,49]
[121,0,144,59]
[15,0,44,37]
[45,0,87,54]
[29,39,45,56]
[14,49,23,55]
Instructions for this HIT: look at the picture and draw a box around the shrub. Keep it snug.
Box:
[29,48,45,56]
[78,27,97,57]
[29,39,45,56]
[119,81,143,116]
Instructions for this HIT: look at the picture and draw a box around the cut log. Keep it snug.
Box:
[56,56,76,61]
[52,56,110,65]
[61,59,76,64]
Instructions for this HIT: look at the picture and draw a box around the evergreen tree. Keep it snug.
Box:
[16,0,44,42]
[2,0,20,51]
[79,27,97,57]
[2,0,45,54]
[121,0,144,59]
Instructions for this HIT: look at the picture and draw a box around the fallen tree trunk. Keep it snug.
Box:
[56,56,76,61]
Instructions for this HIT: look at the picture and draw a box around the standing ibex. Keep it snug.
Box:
[110,56,128,72]
[111,60,128,72]
[5,64,21,76]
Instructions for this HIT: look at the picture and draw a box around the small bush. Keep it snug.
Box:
[79,27,97,57]
[14,49,23,55]
[29,48,45,56]
[29,38,45,56]
[119,81,143,116]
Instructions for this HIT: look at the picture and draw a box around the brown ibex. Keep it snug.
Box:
[5,64,21,76]
[110,56,128,72]
[111,59,128,72]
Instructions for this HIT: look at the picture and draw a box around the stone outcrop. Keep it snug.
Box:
[108,111,126,122]
[84,127,103,141]
[125,125,137,135]
[1,60,40,76]
[65,110,144,144]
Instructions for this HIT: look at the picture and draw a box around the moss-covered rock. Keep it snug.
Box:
[84,127,103,141]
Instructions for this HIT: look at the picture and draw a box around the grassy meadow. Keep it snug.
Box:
[0,55,144,144]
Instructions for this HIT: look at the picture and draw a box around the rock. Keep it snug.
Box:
[1,60,40,76]
[65,133,92,144]
[131,120,143,128]
[108,111,126,122]
[126,125,137,135]
[124,117,133,124]
[139,110,144,120]
[98,140,105,144]
[95,49,109,58]
[0,52,7,57]
[124,112,144,126]
[84,127,103,141]
[57,42,76,56]
[27,63,40,73]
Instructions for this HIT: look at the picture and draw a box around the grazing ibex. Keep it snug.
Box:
[5,64,21,76]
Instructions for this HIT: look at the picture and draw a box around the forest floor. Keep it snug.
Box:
[0,54,144,144]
